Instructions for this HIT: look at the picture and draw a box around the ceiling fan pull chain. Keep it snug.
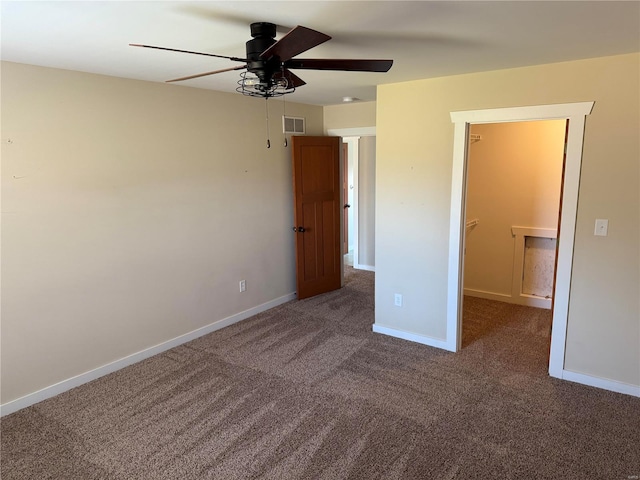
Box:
[282,92,288,147]
[265,98,271,149]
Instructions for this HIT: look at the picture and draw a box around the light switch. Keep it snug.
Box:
[594,219,608,236]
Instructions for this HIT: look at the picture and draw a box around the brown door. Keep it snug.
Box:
[292,136,342,299]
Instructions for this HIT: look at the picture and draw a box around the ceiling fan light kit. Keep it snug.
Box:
[236,70,295,98]
[131,22,393,100]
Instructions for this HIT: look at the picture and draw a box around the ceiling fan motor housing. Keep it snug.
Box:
[246,22,279,87]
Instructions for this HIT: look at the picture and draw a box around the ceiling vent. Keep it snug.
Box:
[283,116,305,135]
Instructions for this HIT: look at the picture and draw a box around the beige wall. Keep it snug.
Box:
[464,120,565,298]
[376,53,639,387]
[358,136,376,267]
[323,101,376,130]
[1,62,323,404]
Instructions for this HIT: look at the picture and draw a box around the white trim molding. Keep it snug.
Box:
[354,263,375,272]
[343,136,360,269]
[447,102,595,382]
[561,370,640,397]
[0,293,296,417]
[510,226,557,310]
[463,288,551,310]
[372,324,454,352]
[450,102,594,124]
[327,126,376,137]
[511,226,557,239]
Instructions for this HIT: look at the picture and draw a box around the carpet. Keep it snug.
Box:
[2,268,639,479]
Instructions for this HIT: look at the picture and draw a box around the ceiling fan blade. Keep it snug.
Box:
[273,69,306,88]
[166,65,246,83]
[260,26,331,62]
[285,58,393,72]
[129,43,246,62]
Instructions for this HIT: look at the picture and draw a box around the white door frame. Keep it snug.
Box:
[343,136,360,266]
[446,102,594,379]
[328,127,376,271]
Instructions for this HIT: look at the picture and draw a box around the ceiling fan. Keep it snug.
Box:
[130,22,393,98]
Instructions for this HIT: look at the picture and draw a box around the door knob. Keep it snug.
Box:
[344,204,351,209]
[297,226,306,233]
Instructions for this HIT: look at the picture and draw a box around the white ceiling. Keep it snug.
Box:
[2,1,639,106]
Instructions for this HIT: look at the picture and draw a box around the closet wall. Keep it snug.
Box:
[463,120,566,307]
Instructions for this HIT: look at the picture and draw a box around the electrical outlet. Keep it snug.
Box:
[594,219,608,237]
[239,280,246,292]
[394,293,403,307]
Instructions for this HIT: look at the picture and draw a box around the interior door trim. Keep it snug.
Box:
[447,102,594,384]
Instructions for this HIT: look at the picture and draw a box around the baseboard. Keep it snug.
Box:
[372,324,455,352]
[354,263,375,272]
[464,288,551,310]
[560,369,640,397]
[517,293,552,310]
[0,292,296,417]
[463,288,510,302]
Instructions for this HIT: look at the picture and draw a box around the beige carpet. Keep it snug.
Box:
[2,268,639,479]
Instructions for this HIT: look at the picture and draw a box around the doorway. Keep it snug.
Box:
[342,137,357,267]
[446,102,594,380]
[328,127,377,272]
[461,120,566,350]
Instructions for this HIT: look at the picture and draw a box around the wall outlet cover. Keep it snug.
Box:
[394,293,403,307]
[594,219,608,236]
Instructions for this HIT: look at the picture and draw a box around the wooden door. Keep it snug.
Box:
[292,136,342,299]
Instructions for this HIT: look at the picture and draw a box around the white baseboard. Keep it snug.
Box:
[464,288,510,302]
[354,263,375,272]
[0,293,296,417]
[560,369,640,397]
[372,324,455,352]
[517,293,552,310]
[464,288,551,310]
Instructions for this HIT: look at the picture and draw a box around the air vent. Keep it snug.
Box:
[283,116,305,135]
